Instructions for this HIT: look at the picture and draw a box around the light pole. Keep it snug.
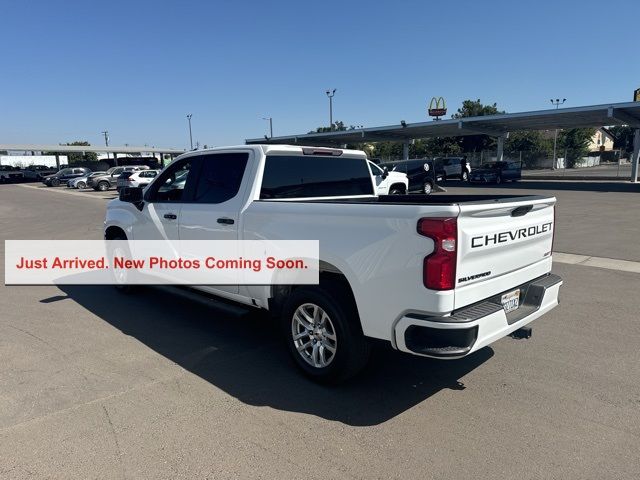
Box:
[550,98,566,169]
[326,89,336,130]
[186,114,193,150]
[262,116,273,138]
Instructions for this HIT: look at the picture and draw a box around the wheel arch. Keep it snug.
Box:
[268,260,363,334]
[388,182,407,193]
[104,225,127,240]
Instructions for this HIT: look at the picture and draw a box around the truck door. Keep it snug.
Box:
[368,161,389,195]
[132,157,196,241]
[178,151,252,295]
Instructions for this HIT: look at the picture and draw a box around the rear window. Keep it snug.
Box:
[260,155,373,199]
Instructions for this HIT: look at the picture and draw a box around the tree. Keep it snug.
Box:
[452,99,505,152]
[45,141,98,164]
[310,121,350,133]
[608,126,635,155]
[452,99,502,119]
[506,130,551,152]
[558,128,596,168]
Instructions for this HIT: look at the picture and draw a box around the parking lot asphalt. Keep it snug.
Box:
[522,163,632,179]
[1,182,639,479]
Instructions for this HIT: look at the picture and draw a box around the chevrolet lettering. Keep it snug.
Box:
[471,222,553,248]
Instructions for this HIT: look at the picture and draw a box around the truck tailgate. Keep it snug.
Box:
[454,196,556,309]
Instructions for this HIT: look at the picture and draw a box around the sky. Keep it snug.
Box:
[1,0,639,150]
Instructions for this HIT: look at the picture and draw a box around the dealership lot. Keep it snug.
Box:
[1,182,639,479]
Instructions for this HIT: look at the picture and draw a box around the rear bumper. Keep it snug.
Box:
[394,274,562,358]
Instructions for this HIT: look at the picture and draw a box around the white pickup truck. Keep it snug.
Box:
[105,145,562,382]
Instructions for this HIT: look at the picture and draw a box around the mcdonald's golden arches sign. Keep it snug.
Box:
[428,97,447,117]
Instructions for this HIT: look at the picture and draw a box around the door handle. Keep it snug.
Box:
[217,217,235,225]
[163,213,177,220]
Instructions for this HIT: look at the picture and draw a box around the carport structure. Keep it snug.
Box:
[0,144,185,169]
[246,101,640,182]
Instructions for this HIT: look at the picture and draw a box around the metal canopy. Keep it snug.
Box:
[246,101,640,146]
[0,144,185,154]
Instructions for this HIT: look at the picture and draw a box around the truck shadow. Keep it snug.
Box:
[58,285,493,427]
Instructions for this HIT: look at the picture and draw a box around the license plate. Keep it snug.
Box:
[501,289,520,313]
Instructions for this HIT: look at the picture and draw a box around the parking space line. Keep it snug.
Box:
[554,252,640,274]
[15,183,116,200]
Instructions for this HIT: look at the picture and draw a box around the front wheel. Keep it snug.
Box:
[389,187,404,195]
[76,181,86,189]
[282,285,370,383]
[97,181,110,191]
[51,178,60,187]
[423,182,433,194]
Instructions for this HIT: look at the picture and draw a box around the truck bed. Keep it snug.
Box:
[259,194,550,205]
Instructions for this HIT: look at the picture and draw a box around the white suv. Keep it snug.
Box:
[116,170,159,191]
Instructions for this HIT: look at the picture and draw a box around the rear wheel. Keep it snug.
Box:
[97,181,109,191]
[423,181,433,194]
[51,178,60,187]
[461,171,469,181]
[282,284,370,383]
[495,175,502,185]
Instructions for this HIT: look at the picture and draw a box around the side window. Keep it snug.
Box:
[147,159,194,203]
[112,168,123,176]
[368,162,384,177]
[260,155,373,199]
[193,153,249,204]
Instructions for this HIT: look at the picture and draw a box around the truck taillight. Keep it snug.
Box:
[417,217,457,290]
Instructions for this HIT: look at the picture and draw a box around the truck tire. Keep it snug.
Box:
[97,181,110,191]
[389,185,405,195]
[107,233,135,294]
[281,284,370,383]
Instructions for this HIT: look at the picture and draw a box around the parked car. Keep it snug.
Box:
[0,165,25,183]
[469,161,521,184]
[116,169,159,192]
[87,166,149,191]
[434,157,471,181]
[379,159,444,194]
[106,144,561,382]
[367,161,408,195]
[42,167,92,187]
[23,165,61,181]
[67,171,107,189]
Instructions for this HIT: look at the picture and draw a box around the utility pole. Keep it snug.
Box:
[550,98,566,169]
[187,114,193,150]
[326,89,336,130]
[262,116,273,138]
[101,130,110,162]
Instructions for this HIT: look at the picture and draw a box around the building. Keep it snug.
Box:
[587,128,615,152]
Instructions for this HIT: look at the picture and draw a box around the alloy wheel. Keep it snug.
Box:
[291,303,337,368]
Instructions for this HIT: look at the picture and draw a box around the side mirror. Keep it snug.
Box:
[119,187,144,210]
[381,166,389,179]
